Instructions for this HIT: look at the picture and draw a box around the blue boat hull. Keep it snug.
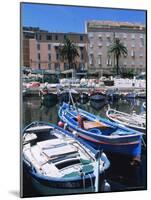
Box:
[59,103,142,158]
[23,161,105,189]
[79,135,141,157]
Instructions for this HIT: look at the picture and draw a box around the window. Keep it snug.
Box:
[55,46,59,50]
[131,50,135,57]
[38,63,41,69]
[80,47,84,51]
[38,34,41,40]
[48,53,51,61]
[131,34,135,39]
[79,63,85,71]
[123,33,127,38]
[46,35,52,40]
[36,34,41,40]
[140,38,144,46]
[80,35,83,41]
[55,63,60,71]
[37,43,40,50]
[64,63,69,70]
[56,53,59,60]
[89,44,93,48]
[48,44,51,50]
[48,63,51,69]
[38,53,40,60]
[98,43,102,47]
[55,35,58,40]
[107,37,111,42]
[81,53,84,60]
[89,33,93,38]
[98,55,102,65]
[107,56,112,66]
[89,54,93,65]
[106,34,110,38]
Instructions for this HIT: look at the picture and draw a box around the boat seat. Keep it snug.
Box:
[23,133,37,144]
[83,120,108,130]
[37,138,66,150]
[31,145,48,165]
[42,145,78,159]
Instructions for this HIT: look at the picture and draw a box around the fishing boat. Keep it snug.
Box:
[23,121,110,189]
[137,91,146,99]
[57,88,79,103]
[106,88,120,101]
[106,108,146,133]
[58,103,143,158]
[125,92,137,99]
[89,92,106,102]
[90,100,106,110]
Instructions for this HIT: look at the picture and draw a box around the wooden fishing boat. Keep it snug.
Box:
[106,88,120,101]
[41,93,58,107]
[90,100,106,110]
[137,91,146,99]
[125,92,137,99]
[89,92,106,102]
[106,109,146,133]
[57,89,79,103]
[58,103,143,158]
[23,121,110,189]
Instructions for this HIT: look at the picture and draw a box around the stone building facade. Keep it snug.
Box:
[22,27,88,76]
[22,21,146,77]
[85,21,146,75]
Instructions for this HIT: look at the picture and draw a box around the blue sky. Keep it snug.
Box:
[22,3,146,33]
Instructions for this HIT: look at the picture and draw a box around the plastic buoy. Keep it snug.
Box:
[58,121,64,127]
[73,131,78,136]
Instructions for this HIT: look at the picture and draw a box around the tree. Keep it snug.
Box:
[108,38,128,76]
[59,37,79,77]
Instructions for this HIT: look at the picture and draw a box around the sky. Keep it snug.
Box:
[22,3,146,33]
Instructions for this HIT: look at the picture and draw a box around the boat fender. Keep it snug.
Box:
[58,121,64,127]
[73,130,78,136]
[101,179,111,192]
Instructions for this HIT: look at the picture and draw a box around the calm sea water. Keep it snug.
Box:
[22,97,147,197]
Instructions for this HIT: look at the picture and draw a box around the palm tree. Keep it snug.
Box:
[59,37,79,77]
[108,38,128,76]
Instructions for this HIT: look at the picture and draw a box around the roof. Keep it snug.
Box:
[87,20,145,29]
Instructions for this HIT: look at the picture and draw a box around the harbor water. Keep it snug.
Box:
[22,96,147,197]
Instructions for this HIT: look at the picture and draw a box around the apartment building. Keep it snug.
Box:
[22,27,88,76]
[85,21,146,75]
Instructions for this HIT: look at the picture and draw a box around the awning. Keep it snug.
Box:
[61,69,74,74]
